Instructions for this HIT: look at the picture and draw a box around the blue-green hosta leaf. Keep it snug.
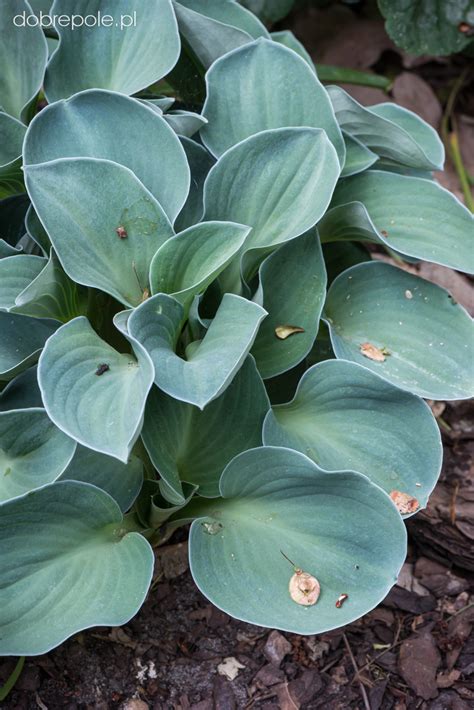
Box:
[263,360,442,513]
[0,0,48,120]
[142,357,269,501]
[25,157,174,307]
[128,293,266,409]
[136,478,197,525]
[25,205,50,255]
[201,39,344,164]
[204,128,340,279]
[24,90,190,225]
[0,254,46,310]
[325,262,474,400]
[0,480,154,655]
[252,231,326,379]
[0,194,29,256]
[323,242,371,285]
[189,446,406,634]
[12,250,88,322]
[320,171,474,274]
[378,0,474,56]
[341,132,378,178]
[173,0,268,69]
[241,0,294,23]
[175,137,215,232]
[0,366,43,412]
[44,0,180,103]
[150,221,251,309]
[59,445,143,513]
[0,112,26,198]
[163,110,207,138]
[270,30,315,69]
[328,86,444,171]
[0,313,58,381]
[0,407,76,502]
[38,317,154,461]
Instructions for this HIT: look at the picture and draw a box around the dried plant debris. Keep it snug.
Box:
[281,551,321,606]
[360,342,390,362]
[275,325,305,340]
[390,490,420,515]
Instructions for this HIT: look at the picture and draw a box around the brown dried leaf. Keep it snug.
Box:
[390,490,420,515]
[392,72,442,129]
[289,571,320,606]
[360,342,388,362]
[275,325,305,340]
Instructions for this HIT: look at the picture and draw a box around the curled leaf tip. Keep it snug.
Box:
[390,490,420,515]
[275,325,305,340]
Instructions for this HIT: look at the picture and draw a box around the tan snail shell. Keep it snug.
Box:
[289,569,321,606]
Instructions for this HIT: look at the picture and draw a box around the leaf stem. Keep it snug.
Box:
[0,657,25,702]
[317,65,392,91]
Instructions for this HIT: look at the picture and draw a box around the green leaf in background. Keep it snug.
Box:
[58,445,143,513]
[0,407,76,502]
[328,86,444,171]
[0,113,26,199]
[0,480,154,655]
[0,366,43,412]
[128,293,266,409]
[0,0,48,120]
[150,221,250,309]
[0,313,58,381]
[25,205,50,255]
[189,446,407,634]
[136,478,197,525]
[341,132,378,178]
[263,360,442,513]
[0,254,47,310]
[204,127,340,278]
[24,90,190,225]
[240,0,295,23]
[142,357,269,500]
[44,0,180,102]
[175,137,215,232]
[25,158,174,307]
[321,170,474,274]
[12,250,88,322]
[325,262,474,400]
[201,39,344,164]
[251,230,327,379]
[173,0,269,69]
[38,316,154,461]
[0,194,29,257]
[322,242,371,285]
[378,0,474,56]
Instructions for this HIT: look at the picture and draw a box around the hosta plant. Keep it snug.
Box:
[0,0,473,656]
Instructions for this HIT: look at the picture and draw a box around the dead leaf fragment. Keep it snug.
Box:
[390,490,420,515]
[275,325,305,340]
[217,656,245,681]
[289,571,320,606]
[360,342,388,362]
[398,632,441,700]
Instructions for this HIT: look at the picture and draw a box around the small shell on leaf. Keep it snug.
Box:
[289,570,321,606]
[275,325,305,340]
[390,490,420,515]
[360,342,388,362]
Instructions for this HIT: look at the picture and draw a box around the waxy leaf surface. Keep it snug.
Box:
[0,313,58,381]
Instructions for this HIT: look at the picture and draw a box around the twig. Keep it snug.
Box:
[448,600,474,619]
[356,618,403,677]
[343,633,371,710]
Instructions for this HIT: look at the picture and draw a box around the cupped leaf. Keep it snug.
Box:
[38,316,154,462]
[325,262,474,400]
[136,478,197,525]
[150,221,251,309]
[0,366,43,412]
[0,0,48,120]
[0,407,76,502]
[201,39,344,163]
[0,480,154,655]
[25,157,174,307]
[12,250,88,322]
[263,359,442,512]
[0,112,26,198]
[44,0,180,102]
[128,293,266,409]
[252,230,327,379]
[189,446,407,634]
[328,86,444,171]
[173,0,268,69]
[59,445,143,513]
[378,0,474,56]
[321,170,474,274]
[0,254,47,310]
[204,128,340,278]
[341,132,378,178]
[24,90,190,225]
[0,312,58,381]
[163,109,207,138]
[142,357,269,500]
[175,137,215,232]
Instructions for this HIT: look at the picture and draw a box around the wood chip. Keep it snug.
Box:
[217,657,245,681]
[360,342,388,362]
[275,325,305,340]
[390,490,420,515]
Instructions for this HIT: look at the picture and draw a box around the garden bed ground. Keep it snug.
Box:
[1,4,473,708]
